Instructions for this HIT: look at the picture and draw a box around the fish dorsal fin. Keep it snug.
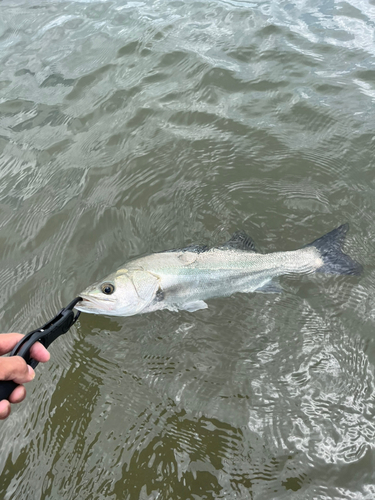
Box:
[183,244,209,253]
[167,244,209,253]
[220,231,258,252]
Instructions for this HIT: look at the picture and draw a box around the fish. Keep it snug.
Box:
[76,223,362,317]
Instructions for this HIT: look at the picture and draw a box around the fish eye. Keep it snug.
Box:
[101,283,115,295]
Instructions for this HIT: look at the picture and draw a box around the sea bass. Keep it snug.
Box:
[76,224,361,317]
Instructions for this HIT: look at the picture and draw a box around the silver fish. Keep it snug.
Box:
[76,224,361,317]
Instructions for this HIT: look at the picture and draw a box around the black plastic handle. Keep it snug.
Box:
[0,355,41,402]
[0,347,53,402]
[0,297,81,403]
[0,380,18,402]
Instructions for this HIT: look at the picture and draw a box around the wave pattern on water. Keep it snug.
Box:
[1,0,375,499]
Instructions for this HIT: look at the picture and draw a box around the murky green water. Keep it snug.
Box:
[1,0,375,498]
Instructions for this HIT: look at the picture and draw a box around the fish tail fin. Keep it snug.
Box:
[305,223,362,275]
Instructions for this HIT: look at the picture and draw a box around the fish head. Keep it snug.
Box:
[76,267,160,316]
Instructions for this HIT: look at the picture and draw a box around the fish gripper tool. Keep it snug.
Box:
[0,297,82,402]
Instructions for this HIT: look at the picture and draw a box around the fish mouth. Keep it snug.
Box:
[75,293,116,313]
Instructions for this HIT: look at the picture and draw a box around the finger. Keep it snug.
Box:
[9,384,26,404]
[0,333,24,355]
[0,357,35,384]
[29,342,50,363]
[0,399,11,419]
[0,333,50,362]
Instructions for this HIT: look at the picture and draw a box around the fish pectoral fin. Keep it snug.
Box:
[256,279,283,294]
[181,300,208,312]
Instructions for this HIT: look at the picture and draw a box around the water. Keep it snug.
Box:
[0,0,375,498]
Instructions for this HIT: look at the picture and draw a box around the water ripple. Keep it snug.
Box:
[1,0,375,498]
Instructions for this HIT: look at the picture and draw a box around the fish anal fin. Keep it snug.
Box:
[181,300,208,312]
[221,231,258,252]
[256,280,283,294]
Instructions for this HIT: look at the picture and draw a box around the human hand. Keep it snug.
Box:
[0,333,50,420]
